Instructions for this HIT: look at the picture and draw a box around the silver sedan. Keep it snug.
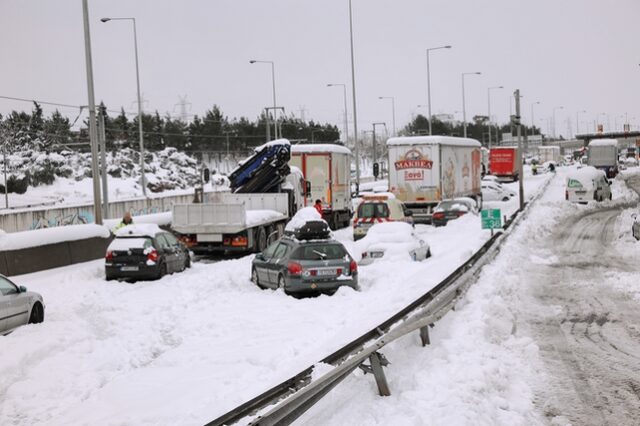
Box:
[0,275,45,335]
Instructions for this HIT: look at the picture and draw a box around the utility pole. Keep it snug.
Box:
[174,95,191,122]
[514,90,524,211]
[98,110,109,219]
[82,0,102,224]
[348,0,360,186]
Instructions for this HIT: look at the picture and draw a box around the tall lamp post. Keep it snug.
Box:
[461,72,481,138]
[327,83,349,145]
[372,122,386,178]
[576,109,586,136]
[101,16,146,197]
[530,101,540,136]
[487,85,503,148]
[378,96,396,136]
[249,59,278,140]
[552,106,564,139]
[426,45,451,135]
[348,0,360,185]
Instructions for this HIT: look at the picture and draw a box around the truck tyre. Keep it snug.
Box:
[255,227,267,252]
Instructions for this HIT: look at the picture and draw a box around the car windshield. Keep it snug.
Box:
[109,237,153,251]
[437,201,469,211]
[357,202,390,218]
[291,244,347,260]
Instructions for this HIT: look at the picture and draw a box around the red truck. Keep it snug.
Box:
[489,147,519,182]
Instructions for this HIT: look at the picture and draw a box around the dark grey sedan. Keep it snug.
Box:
[251,236,358,296]
[0,275,45,335]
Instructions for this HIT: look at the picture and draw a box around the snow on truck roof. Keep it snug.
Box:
[291,144,351,155]
[588,139,618,147]
[386,136,481,148]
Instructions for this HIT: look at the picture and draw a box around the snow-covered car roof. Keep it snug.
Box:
[435,198,476,212]
[386,136,481,148]
[355,222,427,261]
[285,207,328,233]
[566,166,606,187]
[114,223,164,238]
[291,143,351,155]
[588,139,618,147]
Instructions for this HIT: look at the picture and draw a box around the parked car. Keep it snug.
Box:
[482,182,512,202]
[0,275,44,335]
[105,224,191,281]
[357,222,431,266]
[632,213,640,241]
[353,194,413,240]
[432,198,478,227]
[251,220,358,296]
[565,166,612,204]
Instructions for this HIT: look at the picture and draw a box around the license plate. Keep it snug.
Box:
[370,252,384,258]
[121,266,139,272]
[576,191,586,195]
[316,269,336,276]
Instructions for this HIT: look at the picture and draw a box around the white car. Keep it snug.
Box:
[482,182,512,202]
[482,175,501,184]
[356,221,431,265]
[1,275,45,335]
[565,166,612,203]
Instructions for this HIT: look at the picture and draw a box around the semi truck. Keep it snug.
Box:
[386,136,482,223]
[172,139,307,254]
[489,146,519,182]
[587,139,619,178]
[289,144,352,229]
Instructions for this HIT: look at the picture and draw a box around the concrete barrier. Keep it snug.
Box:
[0,192,198,233]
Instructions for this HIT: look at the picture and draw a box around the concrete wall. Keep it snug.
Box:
[0,192,198,233]
[0,236,112,276]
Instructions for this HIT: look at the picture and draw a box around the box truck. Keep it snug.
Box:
[489,147,519,182]
[538,146,561,164]
[587,139,618,178]
[387,136,482,223]
[289,144,353,229]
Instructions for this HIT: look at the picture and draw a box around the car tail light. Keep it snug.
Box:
[147,249,159,262]
[105,250,113,261]
[336,268,342,275]
[457,211,466,217]
[231,236,248,247]
[350,260,358,274]
[433,212,444,220]
[288,262,303,276]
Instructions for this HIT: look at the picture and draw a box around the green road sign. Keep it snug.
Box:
[481,209,502,229]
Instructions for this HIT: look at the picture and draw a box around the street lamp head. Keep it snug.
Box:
[100,17,111,22]
[475,72,482,75]
[249,60,256,64]
[444,45,452,49]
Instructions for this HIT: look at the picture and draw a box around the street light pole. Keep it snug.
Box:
[84,1,103,224]
[327,83,349,146]
[250,60,278,140]
[552,106,564,139]
[487,85,503,148]
[462,72,481,138]
[378,96,396,136]
[101,16,147,197]
[426,45,452,135]
[348,0,360,186]
[576,109,586,136]
[530,101,540,136]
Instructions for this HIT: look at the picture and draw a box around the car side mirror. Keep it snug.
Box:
[305,181,311,196]
[255,253,265,261]
[404,210,413,216]
[19,285,27,293]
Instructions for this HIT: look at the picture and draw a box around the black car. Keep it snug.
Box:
[251,221,358,296]
[105,225,191,281]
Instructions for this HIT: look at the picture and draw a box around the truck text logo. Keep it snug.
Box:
[394,149,433,171]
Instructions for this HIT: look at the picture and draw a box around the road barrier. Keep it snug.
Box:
[208,177,553,426]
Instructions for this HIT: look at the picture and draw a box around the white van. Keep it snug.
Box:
[565,166,612,203]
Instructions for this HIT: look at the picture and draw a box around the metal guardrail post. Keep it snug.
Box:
[369,352,391,396]
[419,326,431,346]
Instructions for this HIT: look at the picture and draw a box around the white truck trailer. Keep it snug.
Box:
[387,136,483,223]
[289,144,352,229]
[587,139,619,178]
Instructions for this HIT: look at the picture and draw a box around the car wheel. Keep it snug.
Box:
[412,252,417,261]
[255,227,267,252]
[426,249,431,258]
[157,263,167,280]
[28,302,44,324]
[251,267,264,289]
[609,193,612,200]
[277,274,286,291]
[185,255,191,269]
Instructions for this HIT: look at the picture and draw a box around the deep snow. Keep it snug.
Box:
[0,169,552,425]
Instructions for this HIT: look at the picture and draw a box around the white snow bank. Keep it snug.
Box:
[115,223,163,238]
[0,224,110,251]
[285,207,324,232]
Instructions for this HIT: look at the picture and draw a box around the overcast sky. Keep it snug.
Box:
[2,0,639,138]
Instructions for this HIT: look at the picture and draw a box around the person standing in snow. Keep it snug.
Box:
[113,211,133,233]
[314,199,323,216]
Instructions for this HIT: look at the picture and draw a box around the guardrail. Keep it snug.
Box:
[208,177,552,426]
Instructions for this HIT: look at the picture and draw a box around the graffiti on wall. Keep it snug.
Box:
[129,206,161,216]
[30,211,95,230]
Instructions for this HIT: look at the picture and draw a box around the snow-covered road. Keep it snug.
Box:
[298,168,640,426]
[0,172,548,426]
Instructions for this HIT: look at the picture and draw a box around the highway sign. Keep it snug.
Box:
[481,208,502,230]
